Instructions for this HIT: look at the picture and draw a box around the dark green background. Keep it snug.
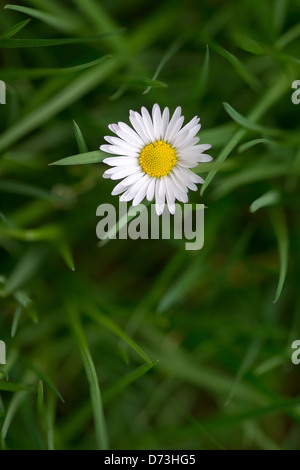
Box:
[0,0,300,450]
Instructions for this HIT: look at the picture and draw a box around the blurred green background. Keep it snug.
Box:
[0,0,300,450]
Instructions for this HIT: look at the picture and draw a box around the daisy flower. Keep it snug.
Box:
[101,104,212,215]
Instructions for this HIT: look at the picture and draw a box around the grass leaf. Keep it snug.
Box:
[103,361,158,404]
[68,303,108,450]
[85,304,152,364]
[269,207,289,303]
[0,31,122,48]
[4,4,81,33]
[0,56,111,80]
[24,360,65,403]
[201,75,289,194]
[143,39,182,94]
[49,150,105,166]
[0,19,31,39]
[250,190,280,213]
[73,120,88,153]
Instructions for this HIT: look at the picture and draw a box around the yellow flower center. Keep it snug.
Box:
[139,140,177,177]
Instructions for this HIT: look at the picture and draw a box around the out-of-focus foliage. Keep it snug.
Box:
[0,0,300,450]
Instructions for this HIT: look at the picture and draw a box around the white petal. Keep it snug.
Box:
[108,166,141,180]
[146,177,156,201]
[197,154,213,162]
[155,178,165,215]
[121,174,149,201]
[109,122,144,147]
[103,156,138,166]
[169,168,189,193]
[152,103,162,140]
[104,136,141,152]
[129,111,150,144]
[170,117,199,147]
[120,188,135,202]
[177,160,199,168]
[102,171,112,179]
[158,177,166,200]
[155,178,165,205]
[169,173,189,202]
[141,106,156,142]
[176,136,199,149]
[155,202,165,216]
[164,176,176,214]
[100,144,117,154]
[111,181,127,195]
[160,107,170,140]
[172,124,201,149]
[178,166,204,185]
[117,121,144,146]
[100,144,139,157]
[179,144,212,157]
[108,123,118,133]
[175,170,198,190]
[191,174,204,184]
[177,191,188,203]
[132,178,151,206]
[121,171,145,187]
[164,106,183,142]
[171,129,190,148]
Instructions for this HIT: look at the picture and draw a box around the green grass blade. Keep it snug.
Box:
[73,120,88,153]
[232,35,265,54]
[37,380,44,417]
[0,382,31,392]
[0,19,31,39]
[1,391,28,447]
[70,0,126,54]
[269,207,289,303]
[5,4,79,33]
[68,303,108,450]
[250,190,280,213]
[225,336,263,406]
[24,360,65,403]
[0,31,122,47]
[85,305,152,364]
[45,394,56,450]
[276,22,300,49]
[0,56,111,80]
[143,39,182,94]
[238,138,276,153]
[213,163,290,199]
[11,304,23,338]
[0,59,121,153]
[201,75,290,194]
[49,150,105,166]
[127,77,168,89]
[0,179,68,202]
[57,242,75,271]
[273,0,287,34]
[0,224,62,243]
[103,361,158,404]
[4,246,49,295]
[223,102,288,138]
[187,44,210,104]
[211,41,260,90]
